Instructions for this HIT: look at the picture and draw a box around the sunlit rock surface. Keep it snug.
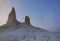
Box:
[7,7,20,25]
[0,7,60,41]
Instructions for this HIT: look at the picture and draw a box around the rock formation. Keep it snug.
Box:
[7,7,20,25]
[25,16,30,25]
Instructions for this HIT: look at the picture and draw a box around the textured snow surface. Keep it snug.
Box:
[0,24,60,41]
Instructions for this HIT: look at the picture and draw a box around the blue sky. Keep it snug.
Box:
[0,0,60,32]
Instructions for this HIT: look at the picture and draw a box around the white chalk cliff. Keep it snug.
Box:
[0,7,60,41]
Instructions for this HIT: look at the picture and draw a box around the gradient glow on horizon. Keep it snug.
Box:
[0,0,60,32]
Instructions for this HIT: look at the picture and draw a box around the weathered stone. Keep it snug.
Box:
[25,16,30,25]
[7,7,19,25]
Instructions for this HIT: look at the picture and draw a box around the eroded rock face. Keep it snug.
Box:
[25,16,30,25]
[7,7,19,25]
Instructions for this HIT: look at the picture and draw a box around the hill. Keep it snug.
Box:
[0,7,60,41]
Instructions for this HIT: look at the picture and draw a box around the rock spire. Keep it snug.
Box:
[7,7,19,25]
[25,16,30,25]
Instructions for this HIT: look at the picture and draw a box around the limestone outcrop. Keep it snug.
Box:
[7,7,19,25]
[25,16,30,25]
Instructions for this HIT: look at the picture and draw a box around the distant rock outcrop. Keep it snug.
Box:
[7,7,20,25]
[25,16,30,25]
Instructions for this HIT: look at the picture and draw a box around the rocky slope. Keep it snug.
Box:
[0,7,60,41]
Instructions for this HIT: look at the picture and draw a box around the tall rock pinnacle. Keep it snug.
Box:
[25,16,30,25]
[7,7,19,25]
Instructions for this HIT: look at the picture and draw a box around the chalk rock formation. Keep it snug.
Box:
[25,16,30,25]
[7,7,19,25]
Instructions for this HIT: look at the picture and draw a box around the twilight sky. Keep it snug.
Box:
[0,0,60,32]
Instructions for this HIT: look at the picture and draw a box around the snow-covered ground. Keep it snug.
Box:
[0,23,60,41]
